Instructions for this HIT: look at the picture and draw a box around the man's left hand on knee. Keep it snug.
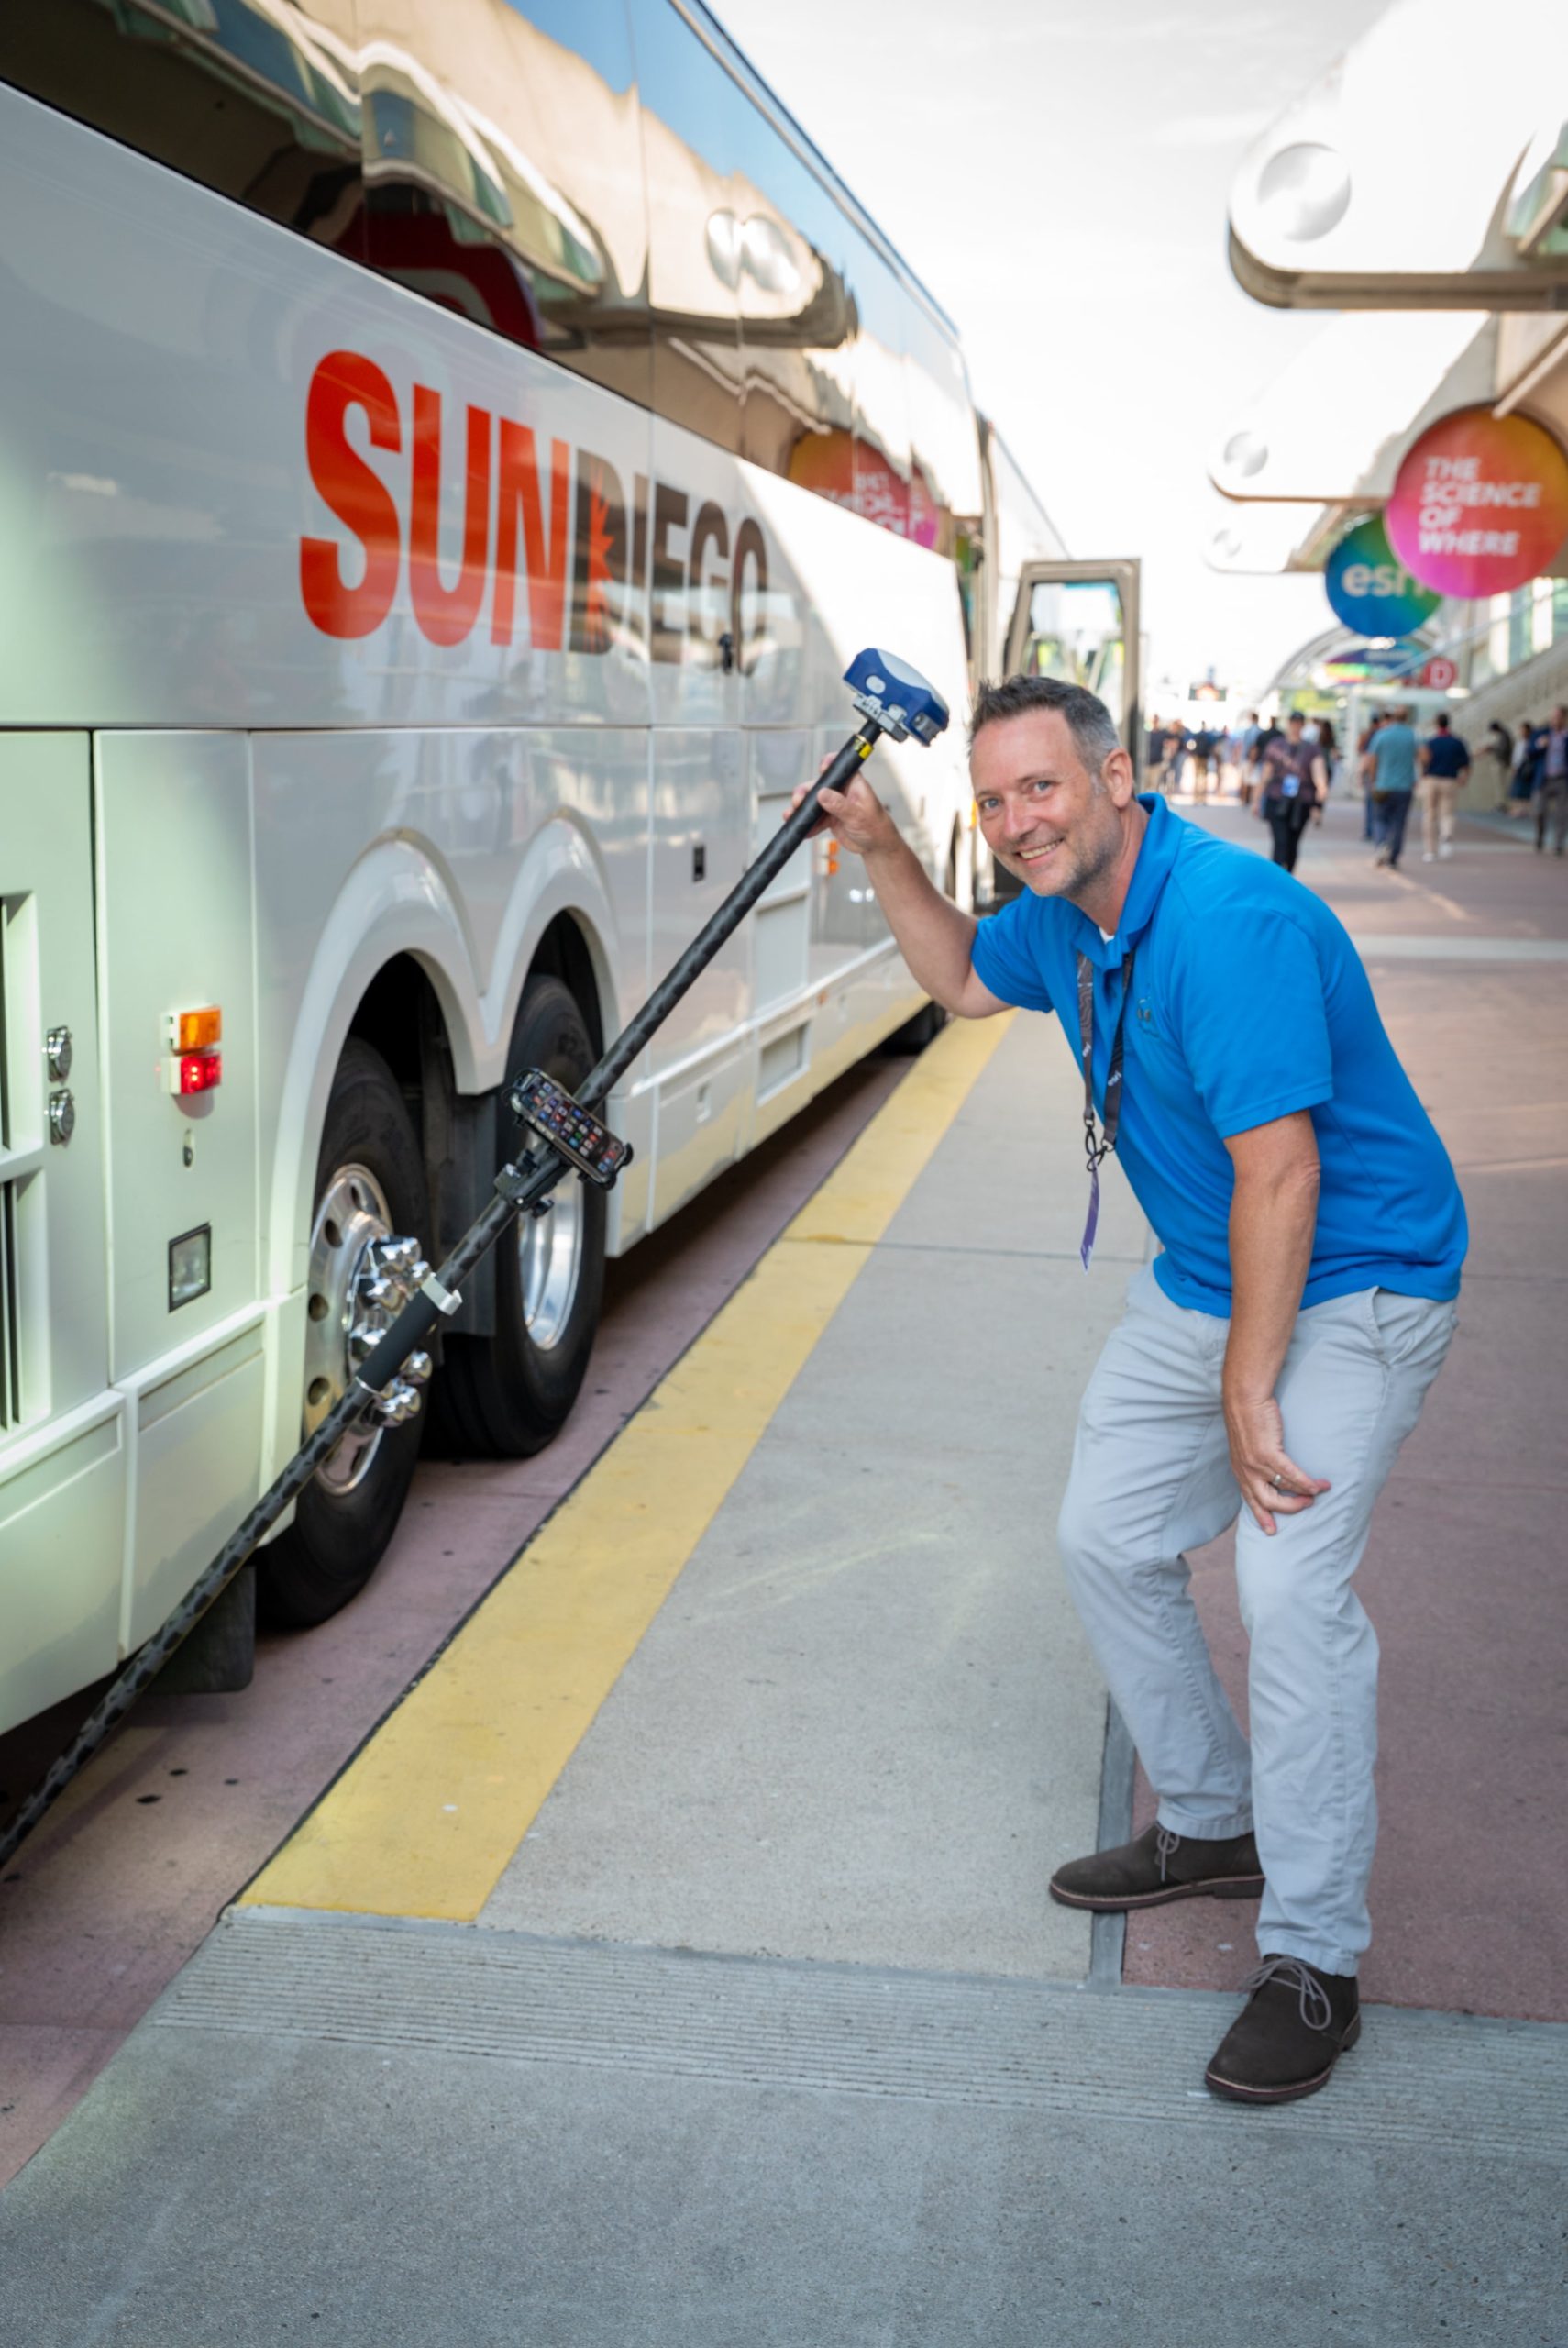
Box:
[1224,1388,1331,1537]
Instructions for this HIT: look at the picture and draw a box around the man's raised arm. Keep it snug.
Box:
[789,772,1009,1020]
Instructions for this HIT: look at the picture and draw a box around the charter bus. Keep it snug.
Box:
[0,0,1139,1734]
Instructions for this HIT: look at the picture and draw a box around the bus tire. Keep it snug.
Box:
[436,975,605,1458]
[256,1039,430,1630]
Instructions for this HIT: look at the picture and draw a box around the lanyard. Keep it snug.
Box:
[1076,947,1135,1272]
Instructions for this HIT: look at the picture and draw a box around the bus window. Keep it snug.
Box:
[0,0,364,252]
[630,0,748,454]
[729,116,856,486]
[354,1,652,407]
[844,228,915,542]
[1020,578,1125,698]
[904,302,984,561]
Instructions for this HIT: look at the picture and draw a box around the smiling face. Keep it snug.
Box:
[970,708,1134,903]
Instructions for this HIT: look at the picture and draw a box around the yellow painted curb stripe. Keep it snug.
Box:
[243,1010,1013,1922]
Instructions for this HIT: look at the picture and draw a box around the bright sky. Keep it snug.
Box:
[720,0,1390,701]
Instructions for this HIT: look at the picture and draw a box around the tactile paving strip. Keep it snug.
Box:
[159,1911,1568,2162]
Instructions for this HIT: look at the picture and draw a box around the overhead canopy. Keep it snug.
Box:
[1228,0,1568,310]
[1209,311,1568,580]
[1204,503,1320,576]
[1209,313,1493,505]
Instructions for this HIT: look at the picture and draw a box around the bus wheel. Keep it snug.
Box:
[436,975,606,1458]
[256,1039,430,1629]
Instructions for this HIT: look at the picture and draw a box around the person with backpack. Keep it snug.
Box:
[1258,711,1326,873]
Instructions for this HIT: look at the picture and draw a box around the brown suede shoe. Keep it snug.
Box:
[1048,1822,1264,1911]
[1205,1955,1361,2104]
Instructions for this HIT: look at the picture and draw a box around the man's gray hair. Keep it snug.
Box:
[968,674,1121,778]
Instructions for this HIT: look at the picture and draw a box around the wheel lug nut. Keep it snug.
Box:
[372,1379,417,1426]
[403,1350,432,1385]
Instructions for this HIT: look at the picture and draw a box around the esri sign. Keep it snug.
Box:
[1324,515,1441,636]
[1386,406,1568,600]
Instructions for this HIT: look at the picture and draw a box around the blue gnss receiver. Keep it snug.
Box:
[844,648,950,746]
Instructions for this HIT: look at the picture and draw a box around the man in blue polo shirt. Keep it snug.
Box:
[797,674,1464,2106]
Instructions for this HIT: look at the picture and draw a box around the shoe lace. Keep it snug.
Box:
[1239,1955,1333,2032]
[1154,1826,1179,1884]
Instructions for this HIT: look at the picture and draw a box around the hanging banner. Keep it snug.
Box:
[1324,515,1441,635]
[1385,405,1568,599]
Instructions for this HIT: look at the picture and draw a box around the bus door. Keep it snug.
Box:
[0,736,121,1725]
[987,559,1142,903]
[1003,559,1142,758]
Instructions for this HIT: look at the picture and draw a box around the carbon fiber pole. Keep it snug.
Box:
[0,721,883,1876]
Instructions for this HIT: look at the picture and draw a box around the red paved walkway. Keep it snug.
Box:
[1124,796,1568,2021]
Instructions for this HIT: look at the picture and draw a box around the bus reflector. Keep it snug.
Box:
[170,1050,222,1096]
[169,1224,212,1311]
[169,1005,222,1051]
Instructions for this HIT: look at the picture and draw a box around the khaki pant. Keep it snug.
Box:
[1420,774,1458,854]
[1057,1267,1456,1976]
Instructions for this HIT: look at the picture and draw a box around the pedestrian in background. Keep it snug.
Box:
[1166,721,1189,798]
[1316,716,1339,796]
[1484,719,1514,811]
[1535,703,1568,856]
[1418,712,1469,863]
[1237,710,1264,807]
[1508,719,1537,816]
[1258,711,1326,873]
[1191,723,1218,803]
[1146,714,1171,793]
[1358,711,1387,841]
[1367,705,1419,869]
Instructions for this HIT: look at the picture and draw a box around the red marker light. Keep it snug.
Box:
[174,1050,222,1096]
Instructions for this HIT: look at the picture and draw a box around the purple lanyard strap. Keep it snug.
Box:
[1076,947,1135,1272]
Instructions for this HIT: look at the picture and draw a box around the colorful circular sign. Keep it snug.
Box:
[1324,515,1441,636]
[1385,405,1568,600]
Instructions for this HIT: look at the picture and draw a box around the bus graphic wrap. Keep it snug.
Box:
[302,351,772,670]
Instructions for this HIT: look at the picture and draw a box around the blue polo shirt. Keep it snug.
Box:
[1423,730,1469,779]
[1370,723,1419,792]
[970,794,1467,1315]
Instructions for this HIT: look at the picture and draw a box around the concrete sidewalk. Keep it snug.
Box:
[3,892,1567,2344]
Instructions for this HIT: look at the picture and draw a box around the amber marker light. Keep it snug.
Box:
[169,1005,222,1052]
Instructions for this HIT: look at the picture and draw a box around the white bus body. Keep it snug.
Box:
[0,0,1074,1733]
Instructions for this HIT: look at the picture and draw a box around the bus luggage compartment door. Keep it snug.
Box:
[0,734,123,1732]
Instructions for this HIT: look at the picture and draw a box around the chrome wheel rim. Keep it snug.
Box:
[517,1175,584,1351]
[304,1163,395,1494]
